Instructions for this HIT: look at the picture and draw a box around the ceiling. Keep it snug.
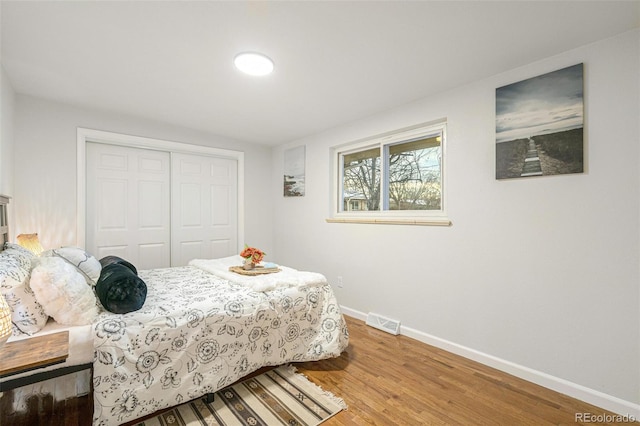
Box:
[2,1,638,146]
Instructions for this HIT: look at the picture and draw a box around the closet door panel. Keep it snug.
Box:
[211,239,232,259]
[172,153,238,267]
[211,186,230,225]
[95,245,128,260]
[87,143,171,269]
[179,182,203,227]
[97,179,128,230]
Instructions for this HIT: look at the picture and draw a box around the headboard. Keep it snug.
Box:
[0,195,9,249]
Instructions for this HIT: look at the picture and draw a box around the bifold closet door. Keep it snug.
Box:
[171,153,238,266]
[86,143,171,269]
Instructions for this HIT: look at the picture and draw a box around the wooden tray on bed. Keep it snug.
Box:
[229,266,281,276]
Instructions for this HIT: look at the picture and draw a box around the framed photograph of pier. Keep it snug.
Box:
[495,63,584,180]
[283,145,305,196]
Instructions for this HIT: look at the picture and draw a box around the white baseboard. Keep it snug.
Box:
[339,305,640,419]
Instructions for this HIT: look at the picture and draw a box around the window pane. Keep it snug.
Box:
[387,135,441,210]
[342,147,381,211]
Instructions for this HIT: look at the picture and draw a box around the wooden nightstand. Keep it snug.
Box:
[0,331,69,383]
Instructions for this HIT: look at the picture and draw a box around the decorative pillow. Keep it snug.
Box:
[4,242,37,260]
[99,255,138,275]
[0,248,48,335]
[42,247,101,286]
[11,322,27,337]
[30,257,99,326]
[1,246,35,270]
[96,260,147,314]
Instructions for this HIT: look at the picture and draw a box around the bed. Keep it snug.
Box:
[92,260,348,425]
[0,198,349,426]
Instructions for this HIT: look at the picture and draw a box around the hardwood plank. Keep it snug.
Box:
[295,316,639,425]
[0,371,92,426]
[0,331,69,377]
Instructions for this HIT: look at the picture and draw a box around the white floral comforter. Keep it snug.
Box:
[91,266,349,426]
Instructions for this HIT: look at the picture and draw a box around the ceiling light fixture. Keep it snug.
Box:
[234,52,274,76]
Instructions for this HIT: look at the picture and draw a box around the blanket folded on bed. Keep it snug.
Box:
[189,255,327,291]
[96,257,147,314]
[99,255,138,275]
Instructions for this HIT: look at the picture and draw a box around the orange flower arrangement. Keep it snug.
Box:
[240,245,266,264]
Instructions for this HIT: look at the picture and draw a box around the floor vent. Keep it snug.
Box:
[365,312,401,335]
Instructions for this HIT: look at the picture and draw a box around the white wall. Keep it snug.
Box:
[272,30,640,409]
[13,96,274,254]
[1,3,17,238]
[0,66,14,200]
[1,0,16,202]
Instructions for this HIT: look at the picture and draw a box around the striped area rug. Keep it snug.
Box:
[135,365,346,426]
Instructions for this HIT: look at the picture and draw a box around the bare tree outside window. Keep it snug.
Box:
[342,148,380,211]
[341,134,442,212]
[387,136,441,210]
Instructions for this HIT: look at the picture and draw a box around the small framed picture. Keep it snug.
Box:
[284,146,305,196]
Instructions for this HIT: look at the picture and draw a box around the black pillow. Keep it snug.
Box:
[96,259,147,314]
[99,255,138,275]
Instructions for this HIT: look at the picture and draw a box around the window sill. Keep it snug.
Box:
[325,217,451,226]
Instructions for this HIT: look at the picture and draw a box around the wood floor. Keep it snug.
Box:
[0,368,92,426]
[296,316,636,425]
[1,315,636,425]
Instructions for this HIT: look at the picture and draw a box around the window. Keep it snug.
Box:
[329,121,450,225]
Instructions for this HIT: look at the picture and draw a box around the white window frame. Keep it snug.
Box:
[328,121,451,226]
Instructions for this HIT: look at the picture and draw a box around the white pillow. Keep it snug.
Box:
[30,257,99,326]
[0,248,48,335]
[42,247,101,286]
[4,242,36,259]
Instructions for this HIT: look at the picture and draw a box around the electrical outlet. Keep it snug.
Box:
[336,276,343,288]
